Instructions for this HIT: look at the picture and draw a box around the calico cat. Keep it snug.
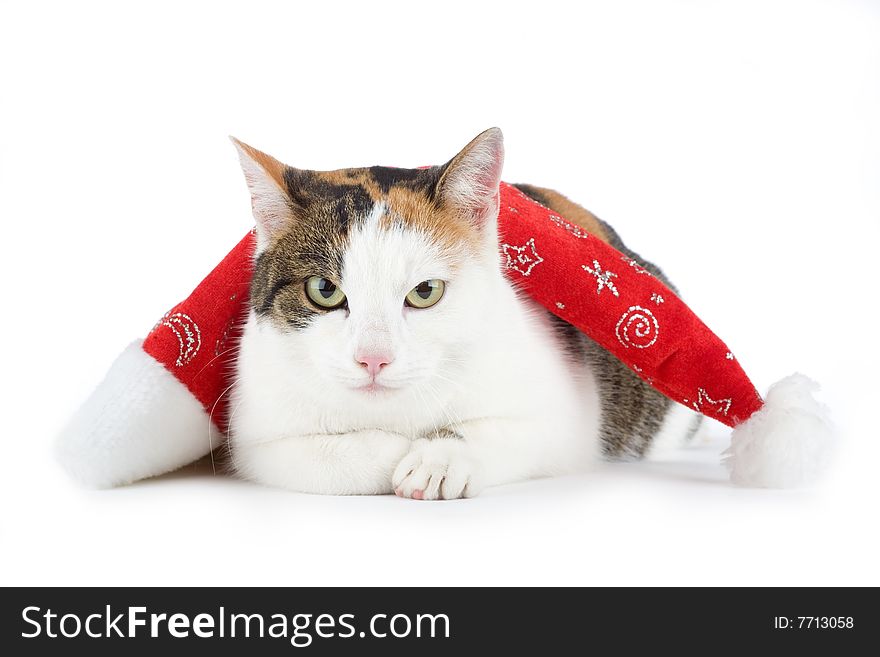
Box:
[229,128,700,499]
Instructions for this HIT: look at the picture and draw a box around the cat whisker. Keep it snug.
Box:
[193,346,240,382]
[420,378,462,433]
[208,375,241,476]
[224,395,248,473]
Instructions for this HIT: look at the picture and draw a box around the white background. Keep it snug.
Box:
[1,0,878,586]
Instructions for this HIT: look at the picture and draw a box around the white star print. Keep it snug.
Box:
[692,388,732,416]
[501,238,544,277]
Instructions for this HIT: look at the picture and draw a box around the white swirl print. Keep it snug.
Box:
[615,305,659,349]
[156,312,202,366]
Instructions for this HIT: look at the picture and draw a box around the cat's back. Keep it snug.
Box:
[510,183,697,457]
[511,183,677,291]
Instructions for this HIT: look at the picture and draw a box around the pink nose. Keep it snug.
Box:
[356,353,393,377]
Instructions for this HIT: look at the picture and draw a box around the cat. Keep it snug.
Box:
[228,128,701,499]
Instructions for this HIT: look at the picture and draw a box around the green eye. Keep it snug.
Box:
[405,279,445,309]
[305,276,346,309]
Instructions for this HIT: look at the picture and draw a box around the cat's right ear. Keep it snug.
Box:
[230,137,297,244]
[435,128,505,230]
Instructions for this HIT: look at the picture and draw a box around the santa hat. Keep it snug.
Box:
[55,181,833,489]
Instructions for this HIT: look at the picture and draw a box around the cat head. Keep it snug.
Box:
[233,129,506,410]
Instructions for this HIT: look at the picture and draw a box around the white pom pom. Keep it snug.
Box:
[724,373,834,488]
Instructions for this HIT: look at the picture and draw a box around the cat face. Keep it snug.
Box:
[234,129,504,408]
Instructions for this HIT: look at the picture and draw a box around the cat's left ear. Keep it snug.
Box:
[230,137,298,246]
[436,127,505,228]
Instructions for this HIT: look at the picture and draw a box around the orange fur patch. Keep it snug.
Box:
[383,186,482,254]
[317,169,383,196]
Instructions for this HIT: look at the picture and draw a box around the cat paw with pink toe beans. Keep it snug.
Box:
[392,438,481,501]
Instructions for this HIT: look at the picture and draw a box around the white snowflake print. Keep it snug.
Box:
[726,352,735,360]
[582,260,620,296]
[692,387,732,416]
[501,238,544,277]
[650,292,664,304]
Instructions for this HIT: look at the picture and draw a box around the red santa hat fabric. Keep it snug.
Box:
[57,182,833,488]
[142,183,763,430]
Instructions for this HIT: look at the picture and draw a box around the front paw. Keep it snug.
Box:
[392,438,480,501]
